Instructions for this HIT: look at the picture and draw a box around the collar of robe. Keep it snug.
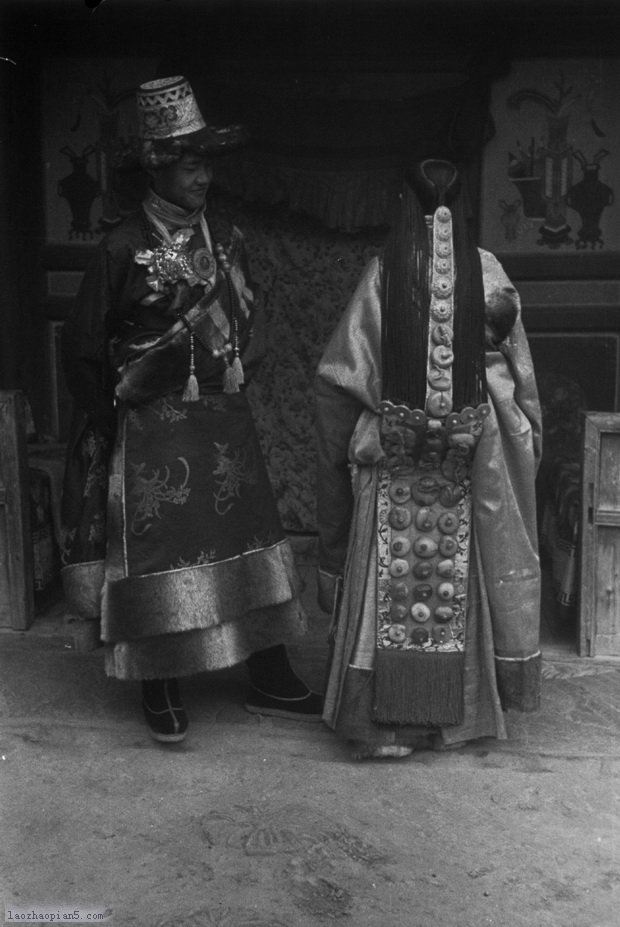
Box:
[143,188,206,231]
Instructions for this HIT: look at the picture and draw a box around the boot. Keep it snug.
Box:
[142,677,188,743]
[245,645,323,721]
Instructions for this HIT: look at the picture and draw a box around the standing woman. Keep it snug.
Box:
[316,160,542,759]
[61,76,321,742]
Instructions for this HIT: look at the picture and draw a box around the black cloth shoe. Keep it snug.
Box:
[244,686,324,721]
[142,678,188,743]
[244,645,324,720]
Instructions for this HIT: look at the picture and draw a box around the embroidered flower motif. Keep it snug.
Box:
[128,456,191,535]
[173,548,217,568]
[201,395,227,413]
[88,512,106,545]
[212,441,258,516]
[244,532,278,552]
[84,462,108,498]
[152,398,189,423]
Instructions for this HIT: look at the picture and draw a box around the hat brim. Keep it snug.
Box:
[154,122,249,154]
[115,123,250,173]
[190,123,249,153]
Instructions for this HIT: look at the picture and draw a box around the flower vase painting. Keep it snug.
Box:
[43,57,156,246]
[480,58,619,260]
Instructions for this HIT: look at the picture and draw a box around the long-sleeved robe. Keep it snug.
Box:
[316,250,542,748]
[61,206,306,680]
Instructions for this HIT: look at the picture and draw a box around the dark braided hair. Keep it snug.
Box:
[381,162,487,410]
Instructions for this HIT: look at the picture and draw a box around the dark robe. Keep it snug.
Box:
[61,205,306,680]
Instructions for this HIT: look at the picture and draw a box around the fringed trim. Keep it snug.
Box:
[373,649,464,726]
[495,651,542,713]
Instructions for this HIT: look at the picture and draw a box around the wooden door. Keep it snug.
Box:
[580,412,620,656]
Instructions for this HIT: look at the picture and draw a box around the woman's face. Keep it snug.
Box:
[152,152,213,210]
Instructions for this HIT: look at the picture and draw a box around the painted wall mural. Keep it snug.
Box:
[43,58,155,245]
[480,58,619,255]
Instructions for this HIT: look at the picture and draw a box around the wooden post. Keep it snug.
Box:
[0,390,35,629]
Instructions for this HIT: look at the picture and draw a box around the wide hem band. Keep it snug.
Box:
[102,538,300,642]
[104,600,307,680]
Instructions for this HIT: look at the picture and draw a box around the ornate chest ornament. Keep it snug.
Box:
[135,224,216,293]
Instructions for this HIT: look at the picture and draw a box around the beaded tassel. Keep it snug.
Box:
[218,247,245,394]
[231,318,244,385]
[222,358,240,394]
[182,331,200,401]
[222,326,243,394]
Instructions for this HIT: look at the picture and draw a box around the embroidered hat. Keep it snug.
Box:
[138,75,207,140]
[137,75,248,165]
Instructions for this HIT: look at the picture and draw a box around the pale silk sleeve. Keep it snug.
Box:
[479,249,543,469]
[315,258,382,609]
[476,250,542,710]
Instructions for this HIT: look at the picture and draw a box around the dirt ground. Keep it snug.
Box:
[1,562,619,927]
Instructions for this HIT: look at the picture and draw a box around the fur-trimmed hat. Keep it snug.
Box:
[137,75,248,168]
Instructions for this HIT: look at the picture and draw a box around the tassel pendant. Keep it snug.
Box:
[223,318,244,393]
[231,354,244,384]
[231,319,244,385]
[183,372,200,402]
[182,332,200,401]
[223,358,241,394]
